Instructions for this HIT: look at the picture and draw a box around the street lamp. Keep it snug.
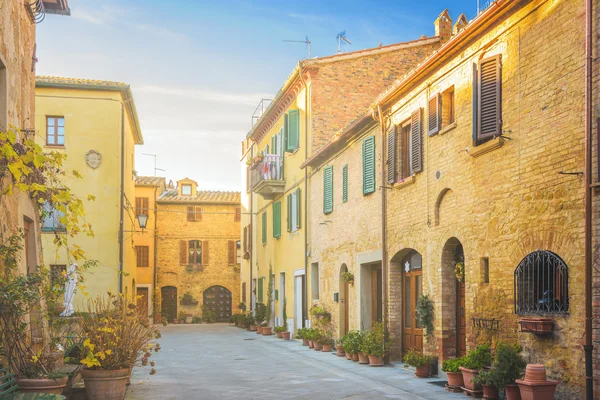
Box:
[136,214,148,230]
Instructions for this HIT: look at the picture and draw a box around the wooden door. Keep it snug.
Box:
[137,287,149,321]
[457,281,466,357]
[203,286,232,322]
[161,286,177,323]
[344,281,349,334]
[403,267,423,354]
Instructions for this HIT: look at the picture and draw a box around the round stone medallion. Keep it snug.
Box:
[85,150,102,169]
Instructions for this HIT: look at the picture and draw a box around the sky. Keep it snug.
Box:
[36,0,479,191]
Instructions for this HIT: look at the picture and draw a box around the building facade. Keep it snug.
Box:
[156,178,241,323]
[35,77,143,306]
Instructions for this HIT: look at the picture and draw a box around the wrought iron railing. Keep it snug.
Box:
[250,154,283,189]
[477,0,496,15]
[251,99,273,128]
[25,0,46,24]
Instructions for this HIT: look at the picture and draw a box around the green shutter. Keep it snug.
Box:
[323,166,333,214]
[273,201,281,238]
[258,278,263,303]
[286,110,299,152]
[286,194,292,232]
[296,188,301,229]
[262,212,267,244]
[363,136,376,194]
[271,135,276,154]
[342,164,348,203]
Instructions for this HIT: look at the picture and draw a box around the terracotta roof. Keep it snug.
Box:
[135,176,166,187]
[36,76,128,89]
[158,190,241,204]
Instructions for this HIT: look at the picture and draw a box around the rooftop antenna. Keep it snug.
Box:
[336,30,351,53]
[142,153,165,177]
[283,35,311,58]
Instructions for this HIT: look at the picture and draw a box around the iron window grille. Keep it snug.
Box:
[514,250,569,316]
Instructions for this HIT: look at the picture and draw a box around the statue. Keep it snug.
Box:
[59,263,78,317]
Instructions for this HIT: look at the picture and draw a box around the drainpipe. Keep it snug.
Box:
[584,0,593,397]
[377,105,389,359]
[118,102,125,294]
[249,144,254,313]
[152,185,158,322]
[299,62,309,328]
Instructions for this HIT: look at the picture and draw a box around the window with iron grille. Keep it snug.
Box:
[514,250,568,315]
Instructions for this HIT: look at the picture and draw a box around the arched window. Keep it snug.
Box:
[514,250,568,315]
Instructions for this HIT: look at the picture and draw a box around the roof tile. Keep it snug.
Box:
[158,189,240,204]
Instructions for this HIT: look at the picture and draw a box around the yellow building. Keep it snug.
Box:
[155,178,241,323]
[35,76,143,306]
[134,176,166,321]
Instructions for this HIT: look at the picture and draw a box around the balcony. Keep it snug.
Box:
[250,154,285,199]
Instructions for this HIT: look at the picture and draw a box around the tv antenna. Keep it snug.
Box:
[336,30,351,53]
[283,36,311,58]
[142,153,166,177]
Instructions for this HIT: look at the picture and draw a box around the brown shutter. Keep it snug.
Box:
[234,207,241,222]
[387,128,397,184]
[202,241,209,265]
[228,240,235,265]
[410,108,423,174]
[243,226,247,252]
[187,206,195,221]
[242,282,246,302]
[142,198,149,215]
[136,246,141,266]
[135,198,142,216]
[428,94,440,136]
[248,224,252,250]
[179,240,187,264]
[195,206,202,221]
[477,54,502,142]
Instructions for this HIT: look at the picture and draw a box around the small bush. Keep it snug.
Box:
[441,357,464,373]
[403,349,434,367]
[462,344,493,370]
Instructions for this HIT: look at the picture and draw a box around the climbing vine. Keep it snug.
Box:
[416,294,435,341]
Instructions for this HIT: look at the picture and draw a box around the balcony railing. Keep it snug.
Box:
[250,154,285,199]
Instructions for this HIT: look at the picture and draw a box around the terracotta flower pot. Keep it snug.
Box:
[516,364,559,400]
[249,324,257,331]
[336,345,345,357]
[345,352,352,360]
[321,344,333,352]
[358,352,370,364]
[351,353,359,362]
[282,331,291,340]
[415,365,430,378]
[446,371,464,387]
[505,384,522,400]
[16,376,68,394]
[482,384,498,399]
[302,338,309,346]
[460,366,481,390]
[276,331,283,338]
[314,342,322,351]
[81,368,129,400]
[256,326,262,334]
[308,340,314,349]
[368,355,384,367]
[261,327,273,336]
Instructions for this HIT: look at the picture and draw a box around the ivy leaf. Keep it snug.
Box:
[7,130,16,144]
[72,170,83,179]
[87,194,96,201]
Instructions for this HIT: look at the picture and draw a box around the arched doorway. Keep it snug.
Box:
[401,250,423,354]
[339,264,349,335]
[441,238,466,358]
[161,286,177,323]
[203,286,232,322]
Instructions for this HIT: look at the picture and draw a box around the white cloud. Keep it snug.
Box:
[71,8,112,25]
[288,12,325,22]
[136,85,271,106]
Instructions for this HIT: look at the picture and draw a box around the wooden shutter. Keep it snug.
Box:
[323,166,333,214]
[135,198,142,215]
[258,278,264,303]
[202,241,209,265]
[286,110,299,152]
[410,109,423,174]
[386,129,396,184]
[342,164,348,203]
[262,212,267,244]
[187,206,195,221]
[142,198,149,215]
[248,223,252,249]
[243,226,248,251]
[428,94,440,136]
[477,55,502,142]
[228,240,235,265]
[195,206,202,221]
[179,240,187,264]
[234,206,241,222]
[295,187,301,230]
[242,282,246,302]
[362,136,376,194]
[286,194,292,232]
[273,201,281,238]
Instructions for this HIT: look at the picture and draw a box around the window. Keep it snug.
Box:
[323,166,333,214]
[41,202,66,232]
[234,207,241,222]
[480,257,489,284]
[258,277,264,303]
[135,197,149,216]
[181,184,192,196]
[186,206,202,221]
[514,250,568,315]
[342,165,348,203]
[474,55,502,145]
[400,123,411,179]
[46,116,64,146]
[287,188,301,232]
[261,212,267,245]
[362,136,376,194]
[442,86,455,127]
[428,94,441,135]
[311,263,319,300]
[187,240,202,265]
[389,110,423,182]
[136,246,149,267]
[285,109,300,152]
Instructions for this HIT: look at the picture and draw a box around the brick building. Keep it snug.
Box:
[156,178,241,322]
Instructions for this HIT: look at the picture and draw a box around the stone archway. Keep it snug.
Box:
[440,238,466,359]
[203,285,232,322]
[339,264,349,336]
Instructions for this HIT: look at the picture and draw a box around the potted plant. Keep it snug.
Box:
[79,293,161,400]
[515,364,559,400]
[180,292,198,306]
[309,305,331,322]
[312,330,323,351]
[363,322,387,366]
[238,302,247,312]
[274,326,286,338]
[460,344,493,391]
[357,331,370,365]
[474,369,501,400]
[296,328,309,345]
[342,331,360,361]
[192,316,202,324]
[341,271,354,285]
[178,311,188,324]
[261,269,274,336]
[281,298,291,340]
[246,313,256,331]
[404,350,434,378]
[442,357,465,388]
[318,331,333,352]
[254,303,266,334]
[493,343,527,400]
[336,336,346,357]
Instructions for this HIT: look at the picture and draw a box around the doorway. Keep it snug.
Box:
[339,264,349,335]
[161,286,177,323]
[137,286,149,321]
[359,262,382,330]
[203,286,232,322]
[294,271,305,330]
[441,237,466,359]
[279,273,285,326]
[402,250,423,354]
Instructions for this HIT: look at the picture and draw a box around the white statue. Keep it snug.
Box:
[59,263,78,317]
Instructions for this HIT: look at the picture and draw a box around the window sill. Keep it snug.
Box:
[394,175,415,189]
[41,229,66,233]
[439,121,457,135]
[467,137,504,158]
[44,145,65,149]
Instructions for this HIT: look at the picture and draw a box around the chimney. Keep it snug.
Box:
[434,9,453,41]
[453,13,468,35]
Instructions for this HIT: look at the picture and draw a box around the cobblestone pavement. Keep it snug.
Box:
[126,323,460,400]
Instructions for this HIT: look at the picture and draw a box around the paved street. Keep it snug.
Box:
[126,324,459,400]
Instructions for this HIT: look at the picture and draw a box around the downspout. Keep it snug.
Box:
[299,62,309,327]
[584,0,593,397]
[118,102,125,294]
[152,185,158,322]
[377,105,389,360]
[249,144,254,313]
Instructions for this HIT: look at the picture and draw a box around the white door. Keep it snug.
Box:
[279,273,285,324]
[294,275,303,330]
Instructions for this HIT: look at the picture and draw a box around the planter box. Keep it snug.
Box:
[518,318,554,335]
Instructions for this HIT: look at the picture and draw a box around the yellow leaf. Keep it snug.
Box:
[73,170,83,179]
[87,194,96,201]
